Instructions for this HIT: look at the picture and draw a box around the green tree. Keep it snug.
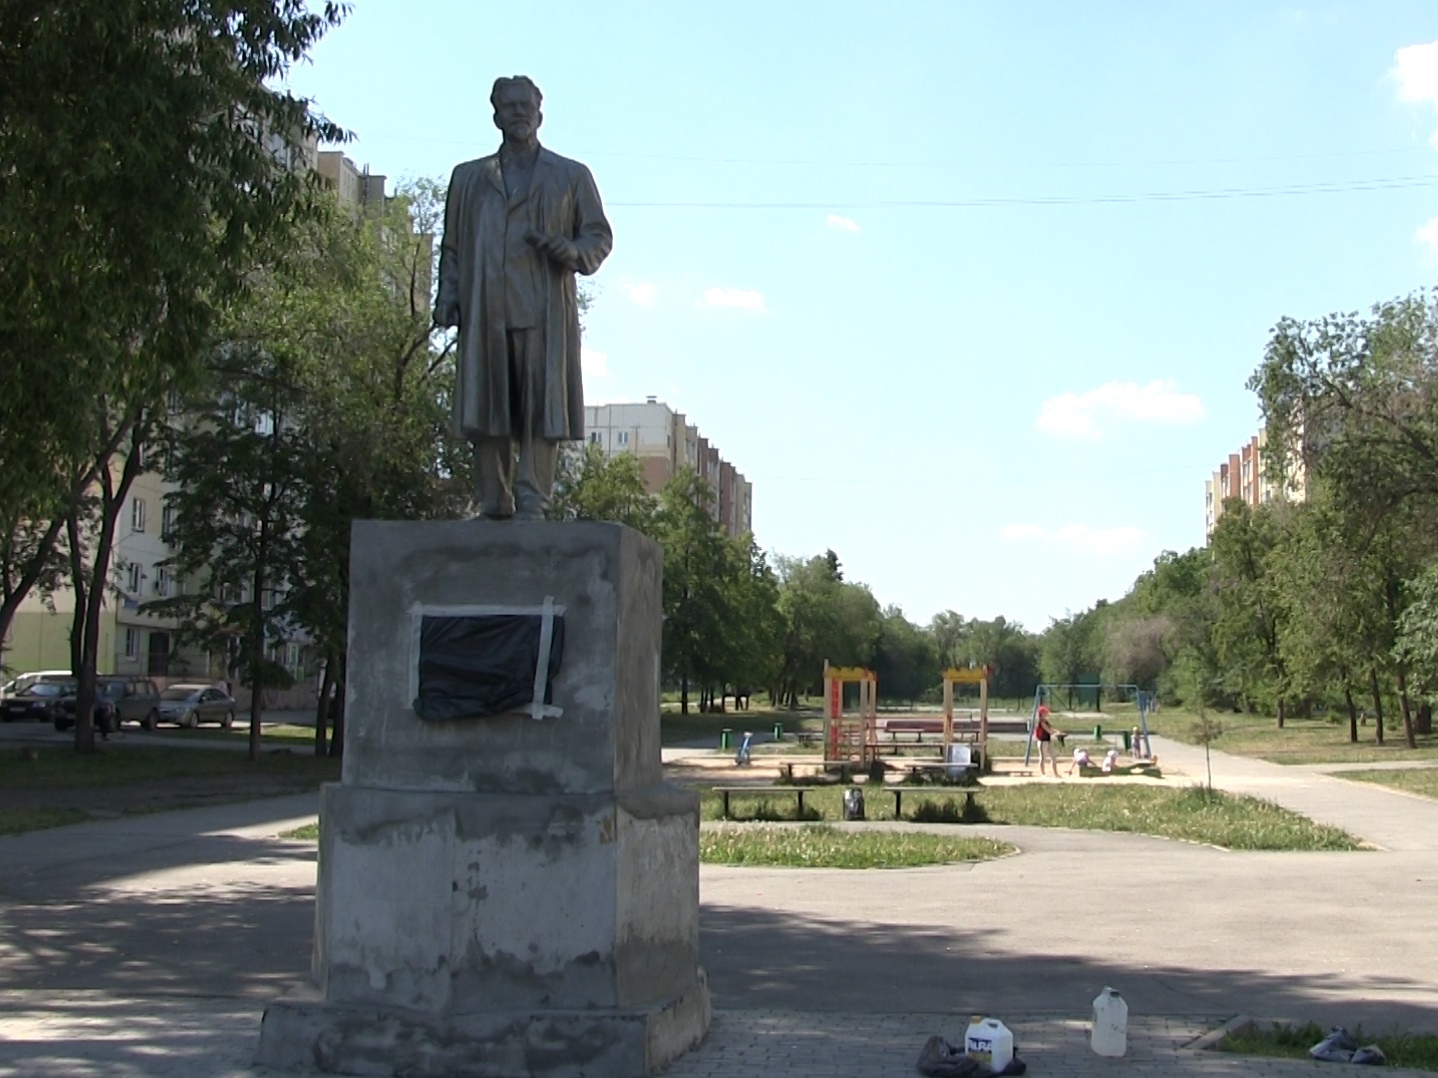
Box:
[873,606,939,704]
[552,443,657,533]
[0,0,346,750]
[655,470,731,714]
[1208,500,1293,725]
[152,351,310,762]
[773,550,881,707]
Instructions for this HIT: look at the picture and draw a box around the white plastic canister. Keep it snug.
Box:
[1090,986,1128,1057]
[964,1016,1014,1072]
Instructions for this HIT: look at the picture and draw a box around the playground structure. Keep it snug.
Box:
[821,663,996,770]
[822,662,879,767]
[942,665,992,769]
[1024,683,1153,767]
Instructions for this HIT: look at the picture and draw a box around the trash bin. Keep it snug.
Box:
[843,787,865,821]
[1093,723,1103,741]
[720,728,732,750]
[1121,730,1131,751]
[945,743,972,779]
[772,721,783,741]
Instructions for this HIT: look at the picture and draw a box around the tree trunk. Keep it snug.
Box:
[1396,662,1417,749]
[1370,667,1385,745]
[680,674,689,716]
[328,650,346,758]
[248,583,265,763]
[66,510,87,678]
[0,451,113,653]
[1275,695,1286,730]
[1417,703,1433,736]
[73,435,142,755]
[1342,676,1359,744]
[313,650,334,757]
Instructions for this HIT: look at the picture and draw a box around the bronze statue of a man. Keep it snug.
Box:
[434,76,613,520]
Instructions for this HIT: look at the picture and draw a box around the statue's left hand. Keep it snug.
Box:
[532,234,579,268]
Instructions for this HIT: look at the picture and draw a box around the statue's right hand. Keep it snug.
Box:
[434,303,460,329]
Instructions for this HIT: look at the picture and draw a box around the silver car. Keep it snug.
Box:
[155,684,236,729]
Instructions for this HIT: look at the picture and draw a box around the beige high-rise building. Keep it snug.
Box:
[583,399,754,538]
[1204,427,1307,540]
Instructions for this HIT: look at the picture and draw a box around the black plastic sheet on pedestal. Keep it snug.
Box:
[413,611,564,722]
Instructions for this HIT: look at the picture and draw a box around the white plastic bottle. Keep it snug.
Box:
[1090,986,1128,1057]
[965,1016,1014,1072]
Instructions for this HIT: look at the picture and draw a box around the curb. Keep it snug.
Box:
[1183,1013,1252,1052]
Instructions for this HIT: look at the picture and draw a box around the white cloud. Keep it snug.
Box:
[1395,41,1438,105]
[1417,217,1438,251]
[702,287,767,312]
[581,345,609,380]
[825,213,861,233]
[622,281,657,307]
[999,522,1149,555]
[1034,380,1204,441]
[1393,40,1438,145]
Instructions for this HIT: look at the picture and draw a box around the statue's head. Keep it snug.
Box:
[492,76,543,143]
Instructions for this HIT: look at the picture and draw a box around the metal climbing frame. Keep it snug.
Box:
[822,662,878,767]
[1024,682,1152,766]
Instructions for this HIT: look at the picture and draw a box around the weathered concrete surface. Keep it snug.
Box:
[342,520,663,796]
[257,970,710,1078]
[311,783,701,1014]
[258,521,708,1075]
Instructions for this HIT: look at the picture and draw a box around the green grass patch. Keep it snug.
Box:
[1219,1021,1438,1071]
[0,807,90,835]
[700,824,1011,868]
[0,745,341,790]
[1133,705,1438,766]
[698,783,1359,850]
[282,822,319,841]
[1339,767,1438,801]
[659,711,824,748]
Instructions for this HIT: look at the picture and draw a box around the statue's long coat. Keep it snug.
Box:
[435,147,612,440]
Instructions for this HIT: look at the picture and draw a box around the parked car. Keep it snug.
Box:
[0,676,75,723]
[1,669,72,702]
[156,684,236,729]
[54,676,162,732]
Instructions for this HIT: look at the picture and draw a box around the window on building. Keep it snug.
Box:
[124,628,139,659]
[154,567,170,598]
[162,505,176,543]
[131,497,146,533]
[617,431,629,446]
[126,563,142,594]
[589,431,601,444]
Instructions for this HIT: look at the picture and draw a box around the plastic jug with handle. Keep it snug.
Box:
[964,1016,1014,1072]
[1090,986,1128,1056]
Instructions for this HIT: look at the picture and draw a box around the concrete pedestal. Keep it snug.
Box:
[256,522,709,1076]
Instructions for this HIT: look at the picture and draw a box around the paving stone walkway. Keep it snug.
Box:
[3,995,1434,1077]
[3,736,1437,1075]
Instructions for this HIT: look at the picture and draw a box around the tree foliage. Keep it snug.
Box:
[0,0,347,750]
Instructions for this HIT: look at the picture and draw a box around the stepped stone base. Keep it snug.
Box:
[257,971,710,1077]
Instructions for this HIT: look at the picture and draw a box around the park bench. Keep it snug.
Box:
[712,785,812,820]
[886,785,977,820]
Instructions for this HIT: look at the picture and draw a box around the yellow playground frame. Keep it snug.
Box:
[822,662,878,767]
[942,665,991,769]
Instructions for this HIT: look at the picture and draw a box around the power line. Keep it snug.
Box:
[335,132,1421,172]
[610,174,1438,209]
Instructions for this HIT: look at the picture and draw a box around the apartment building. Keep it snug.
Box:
[1204,427,1307,539]
[3,153,393,683]
[583,399,754,538]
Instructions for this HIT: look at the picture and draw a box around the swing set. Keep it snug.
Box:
[1024,683,1153,767]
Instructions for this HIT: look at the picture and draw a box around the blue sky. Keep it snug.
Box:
[287,2,1438,631]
